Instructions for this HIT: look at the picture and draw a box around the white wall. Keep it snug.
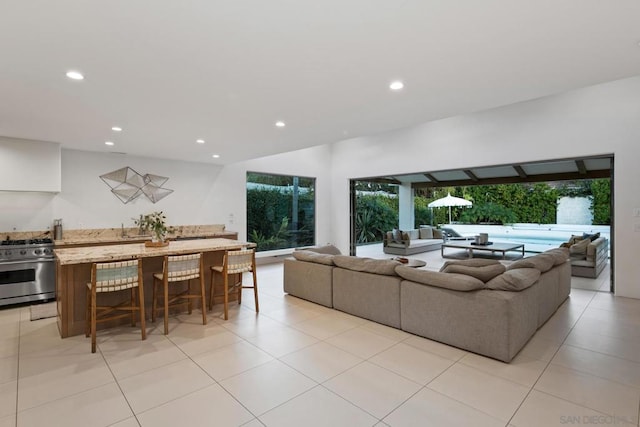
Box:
[0,145,333,247]
[330,76,640,298]
[0,137,61,192]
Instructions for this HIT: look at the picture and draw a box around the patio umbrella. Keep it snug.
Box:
[428,193,472,224]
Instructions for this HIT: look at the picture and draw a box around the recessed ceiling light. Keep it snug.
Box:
[111,126,122,132]
[275,121,286,128]
[389,80,404,90]
[212,154,220,158]
[66,70,84,80]
[105,141,115,146]
[196,139,205,144]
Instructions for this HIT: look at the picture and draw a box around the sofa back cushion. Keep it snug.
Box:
[333,256,401,276]
[440,258,501,270]
[440,263,506,283]
[297,244,341,255]
[396,266,485,291]
[569,237,590,259]
[507,253,555,273]
[419,227,434,239]
[292,250,335,266]
[485,268,541,291]
[544,248,570,265]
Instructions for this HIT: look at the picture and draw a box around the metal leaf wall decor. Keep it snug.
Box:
[100,167,174,204]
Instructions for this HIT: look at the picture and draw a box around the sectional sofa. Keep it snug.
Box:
[283,245,571,362]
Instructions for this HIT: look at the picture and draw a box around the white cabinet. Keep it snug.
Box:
[0,137,61,192]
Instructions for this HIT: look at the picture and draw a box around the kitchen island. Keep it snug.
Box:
[54,238,252,338]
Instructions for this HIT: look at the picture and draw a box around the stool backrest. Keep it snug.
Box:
[93,260,140,292]
[165,253,202,281]
[224,249,255,274]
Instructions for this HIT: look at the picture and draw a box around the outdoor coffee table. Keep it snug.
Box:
[391,258,427,268]
[441,241,525,259]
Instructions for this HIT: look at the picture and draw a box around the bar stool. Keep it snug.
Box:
[86,259,146,353]
[152,253,207,335]
[209,248,258,320]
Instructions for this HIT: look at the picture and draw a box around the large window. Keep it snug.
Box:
[246,172,315,252]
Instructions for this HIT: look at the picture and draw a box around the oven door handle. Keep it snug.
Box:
[0,258,55,266]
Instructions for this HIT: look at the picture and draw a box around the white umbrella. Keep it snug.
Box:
[428,193,472,224]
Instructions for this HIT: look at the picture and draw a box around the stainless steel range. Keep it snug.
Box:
[0,238,55,306]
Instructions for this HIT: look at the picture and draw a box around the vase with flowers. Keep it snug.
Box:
[135,211,171,247]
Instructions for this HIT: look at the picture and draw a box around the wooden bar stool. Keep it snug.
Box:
[152,253,206,335]
[209,248,258,320]
[86,259,146,353]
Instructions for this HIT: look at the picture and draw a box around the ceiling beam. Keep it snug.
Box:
[463,170,479,181]
[576,160,587,174]
[513,165,528,178]
[412,169,611,189]
[424,173,439,182]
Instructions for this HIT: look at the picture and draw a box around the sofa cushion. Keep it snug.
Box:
[440,258,501,270]
[485,268,541,291]
[419,227,433,239]
[441,263,506,283]
[583,232,601,242]
[333,256,401,276]
[432,228,444,239]
[392,229,403,243]
[396,266,485,291]
[292,250,335,266]
[544,248,570,265]
[507,253,555,273]
[569,237,590,255]
[298,244,341,255]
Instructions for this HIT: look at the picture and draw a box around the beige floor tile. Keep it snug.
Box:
[100,334,187,380]
[369,342,454,385]
[18,332,87,358]
[326,327,397,359]
[221,314,286,339]
[0,337,18,359]
[535,364,640,423]
[588,294,640,318]
[244,325,318,357]
[0,308,20,325]
[17,383,133,427]
[564,327,640,363]
[324,361,422,419]
[516,333,562,362]
[137,383,254,427]
[219,360,316,416]
[402,335,468,361]
[240,418,264,427]
[533,316,572,343]
[0,381,16,419]
[280,341,363,383]
[552,344,640,388]
[459,352,548,387]
[192,340,273,381]
[292,313,362,340]
[0,414,15,427]
[118,358,215,414]
[262,304,324,325]
[358,320,412,342]
[384,387,505,427]
[427,363,529,422]
[575,309,640,342]
[109,417,141,427]
[511,390,636,427]
[168,327,244,357]
[18,353,114,411]
[0,356,17,385]
[260,386,377,427]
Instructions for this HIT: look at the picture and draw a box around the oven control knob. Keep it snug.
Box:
[34,249,42,255]
[43,248,51,254]
[5,250,10,256]
[20,250,27,255]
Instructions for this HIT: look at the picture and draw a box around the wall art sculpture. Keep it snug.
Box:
[100,167,174,204]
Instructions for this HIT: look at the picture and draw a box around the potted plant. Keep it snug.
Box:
[135,211,171,246]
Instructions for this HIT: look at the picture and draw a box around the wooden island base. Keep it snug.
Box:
[55,238,251,338]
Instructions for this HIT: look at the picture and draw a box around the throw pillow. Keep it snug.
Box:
[582,232,601,242]
[441,263,506,283]
[392,228,403,243]
[432,228,443,239]
[507,253,555,273]
[333,256,401,276]
[485,268,541,291]
[395,266,485,291]
[419,227,434,239]
[292,250,335,265]
[569,237,590,255]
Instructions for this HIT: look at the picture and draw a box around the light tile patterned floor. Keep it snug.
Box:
[1,257,639,427]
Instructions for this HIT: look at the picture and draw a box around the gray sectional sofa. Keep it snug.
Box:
[383,227,443,255]
[283,245,571,362]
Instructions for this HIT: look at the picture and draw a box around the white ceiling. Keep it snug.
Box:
[1,1,639,165]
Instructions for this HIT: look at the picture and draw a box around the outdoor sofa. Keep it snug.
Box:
[382,226,443,255]
[562,234,609,278]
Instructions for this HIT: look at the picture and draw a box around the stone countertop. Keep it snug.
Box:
[54,238,249,265]
[53,231,236,246]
